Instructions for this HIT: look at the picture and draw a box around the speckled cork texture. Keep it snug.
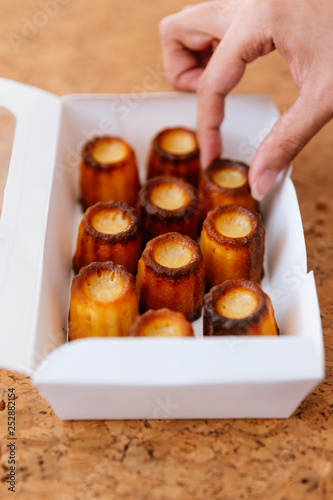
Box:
[0,1,332,499]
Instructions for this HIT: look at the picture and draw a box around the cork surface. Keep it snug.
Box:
[0,1,332,499]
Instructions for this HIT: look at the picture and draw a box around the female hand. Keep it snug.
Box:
[159,0,333,199]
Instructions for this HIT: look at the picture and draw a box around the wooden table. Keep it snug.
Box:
[0,1,332,498]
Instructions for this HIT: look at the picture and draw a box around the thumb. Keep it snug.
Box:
[249,89,330,200]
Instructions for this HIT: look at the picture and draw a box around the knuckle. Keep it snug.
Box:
[241,0,274,23]
[197,74,221,101]
[181,4,194,12]
[197,75,212,96]
[277,134,306,156]
[166,71,178,88]
[158,15,176,39]
[197,77,206,95]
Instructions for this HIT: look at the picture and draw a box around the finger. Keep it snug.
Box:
[176,46,215,91]
[196,20,274,166]
[159,2,238,91]
[160,35,213,91]
[160,2,235,50]
[249,88,333,200]
[196,42,245,166]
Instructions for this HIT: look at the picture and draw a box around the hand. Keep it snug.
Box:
[160,0,333,199]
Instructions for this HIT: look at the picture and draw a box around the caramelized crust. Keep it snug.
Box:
[203,280,279,336]
[80,136,140,208]
[129,308,194,337]
[68,261,139,340]
[136,232,205,321]
[200,204,265,288]
[147,127,200,186]
[137,175,199,241]
[73,201,141,275]
[199,159,258,220]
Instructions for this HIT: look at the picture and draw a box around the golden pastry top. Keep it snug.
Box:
[154,240,193,268]
[129,308,194,337]
[140,232,204,280]
[216,287,258,319]
[159,128,197,155]
[215,210,253,238]
[141,317,183,336]
[213,166,247,189]
[84,271,124,301]
[91,138,129,164]
[91,208,130,235]
[150,182,189,210]
[78,201,140,248]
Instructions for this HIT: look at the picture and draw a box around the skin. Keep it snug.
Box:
[159,0,333,200]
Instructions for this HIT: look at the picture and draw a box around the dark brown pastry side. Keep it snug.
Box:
[137,175,199,241]
[136,232,205,321]
[80,136,140,208]
[73,201,141,275]
[199,158,258,220]
[200,204,265,288]
[203,279,279,336]
[147,127,200,186]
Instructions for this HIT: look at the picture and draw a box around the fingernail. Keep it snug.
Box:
[251,169,278,201]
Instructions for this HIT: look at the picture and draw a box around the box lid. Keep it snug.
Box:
[0,78,60,375]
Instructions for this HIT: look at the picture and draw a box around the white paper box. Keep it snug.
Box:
[0,78,324,419]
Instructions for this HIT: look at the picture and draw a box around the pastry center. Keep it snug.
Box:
[92,139,128,164]
[85,272,124,301]
[154,241,193,268]
[215,211,252,238]
[160,129,197,155]
[213,167,246,189]
[216,288,258,319]
[92,209,130,234]
[142,318,183,337]
[151,183,188,210]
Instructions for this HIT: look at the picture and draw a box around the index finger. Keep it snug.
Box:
[197,20,274,166]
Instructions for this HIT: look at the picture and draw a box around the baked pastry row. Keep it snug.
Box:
[73,199,265,290]
[79,132,257,217]
[68,261,278,339]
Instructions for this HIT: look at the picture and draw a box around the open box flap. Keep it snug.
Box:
[260,171,308,320]
[0,78,61,375]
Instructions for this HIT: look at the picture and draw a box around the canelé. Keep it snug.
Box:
[129,308,194,337]
[68,261,139,340]
[200,204,265,288]
[199,159,258,220]
[203,279,279,336]
[136,232,205,321]
[80,136,139,208]
[73,201,141,275]
[137,175,199,241]
[147,127,200,186]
